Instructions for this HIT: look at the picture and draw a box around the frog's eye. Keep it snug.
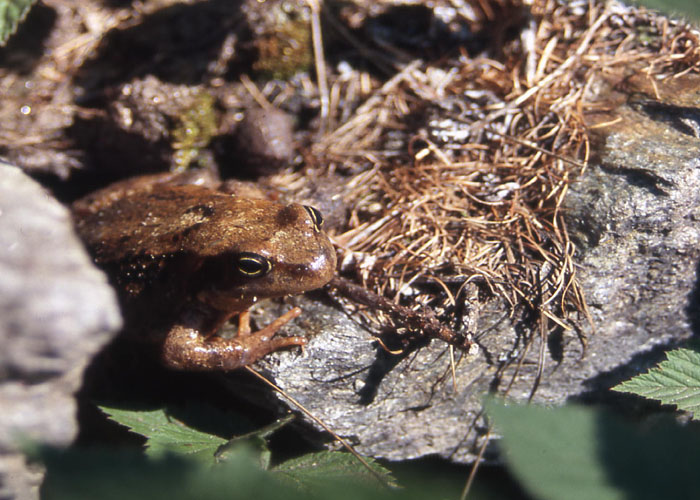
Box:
[236,252,272,277]
[303,205,324,232]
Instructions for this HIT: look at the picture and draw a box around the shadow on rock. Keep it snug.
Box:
[0,4,57,74]
[74,0,245,97]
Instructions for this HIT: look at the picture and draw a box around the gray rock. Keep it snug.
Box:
[0,161,122,499]
[235,107,295,175]
[246,77,700,463]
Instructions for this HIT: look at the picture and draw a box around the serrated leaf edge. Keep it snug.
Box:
[0,0,38,46]
[613,348,700,417]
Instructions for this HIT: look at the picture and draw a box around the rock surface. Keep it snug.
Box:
[249,74,700,463]
[2,0,698,477]
[0,161,122,499]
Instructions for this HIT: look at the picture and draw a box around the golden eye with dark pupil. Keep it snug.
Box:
[236,252,272,277]
[303,205,324,232]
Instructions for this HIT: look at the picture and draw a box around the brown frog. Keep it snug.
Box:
[72,171,336,371]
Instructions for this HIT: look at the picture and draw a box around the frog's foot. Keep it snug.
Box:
[161,307,306,371]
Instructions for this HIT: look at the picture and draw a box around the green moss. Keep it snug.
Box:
[253,19,313,80]
[171,91,218,171]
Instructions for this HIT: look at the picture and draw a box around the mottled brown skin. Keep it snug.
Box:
[73,171,336,371]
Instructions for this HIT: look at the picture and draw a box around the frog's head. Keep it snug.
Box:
[193,202,336,310]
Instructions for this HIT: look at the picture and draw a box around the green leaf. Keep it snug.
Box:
[36,445,428,500]
[273,451,396,489]
[486,400,700,500]
[612,348,700,418]
[0,0,36,46]
[38,446,298,500]
[633,0,700,21]
[100,406,229,461]
[486,401,624,500]
[214,415,295,469]
[99,405,302,468]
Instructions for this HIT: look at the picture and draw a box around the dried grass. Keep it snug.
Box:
[312,0,700,350]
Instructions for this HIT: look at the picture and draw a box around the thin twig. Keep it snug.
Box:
[307,0,329,132]
[245,366,391,487]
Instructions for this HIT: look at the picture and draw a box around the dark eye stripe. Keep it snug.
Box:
[236,252,272,277]
[303,205,324,232]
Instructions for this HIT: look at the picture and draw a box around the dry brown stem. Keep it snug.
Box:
[314,0,700,364]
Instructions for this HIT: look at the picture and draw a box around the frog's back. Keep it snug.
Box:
[73,183,272,264]
[73,179,336,307]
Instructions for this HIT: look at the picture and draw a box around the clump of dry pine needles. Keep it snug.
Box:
[310,0,700,349]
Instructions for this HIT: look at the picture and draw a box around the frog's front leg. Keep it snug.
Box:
[161,306,306,371]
